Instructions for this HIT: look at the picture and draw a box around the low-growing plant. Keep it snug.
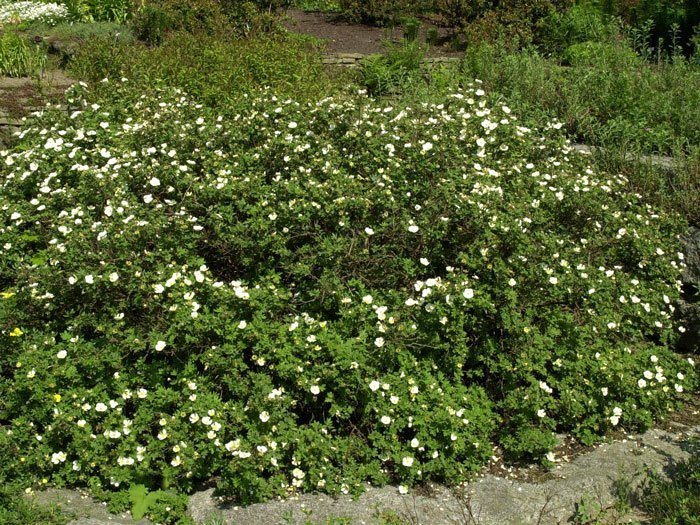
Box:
[62,0,134,23]
[358,40,425,95]
[130,0,229,44]
[639,439,700,523]
[0,30,46,77]
[0,79,695,512]
[67,32,337,103]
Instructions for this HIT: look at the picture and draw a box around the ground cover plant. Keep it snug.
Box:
[0,76,696,523]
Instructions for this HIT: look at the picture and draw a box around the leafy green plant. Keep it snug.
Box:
[0,77,695,510]
[130,0,228,44]
[68,32,335,103]
[0,30,46,77]
[359,40,425,95]
[62,0,134,23]
[639,439,700,524]
[294,0,340,13]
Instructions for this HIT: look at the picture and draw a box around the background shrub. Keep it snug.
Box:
[62,0,134,23]
[130,0,228,44]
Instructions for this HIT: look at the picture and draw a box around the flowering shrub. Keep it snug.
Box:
[0,79,696,514]
[0,0,68,25]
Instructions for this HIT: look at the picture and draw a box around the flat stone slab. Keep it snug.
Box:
[23,422,697,524]
[29,488,150,525]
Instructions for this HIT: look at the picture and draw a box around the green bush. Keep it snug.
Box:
[0,79,695,509]
[0,30,46,77]
[563,40,640,67]
[538,2,622,56]
[62,0,134,23]
[592,0,700,55]
[130,0,228,44]
[454,42,700,155]
[460,0,573,50]
[67,32,335,103]
[358,40,425,95]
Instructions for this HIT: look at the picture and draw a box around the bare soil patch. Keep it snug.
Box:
[282,8,462,57]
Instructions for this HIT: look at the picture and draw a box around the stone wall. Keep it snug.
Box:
[321,52,461,67]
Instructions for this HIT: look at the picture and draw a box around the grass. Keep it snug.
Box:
[0,30,47,77]
[0,484,69,525]
[639,439,700,524]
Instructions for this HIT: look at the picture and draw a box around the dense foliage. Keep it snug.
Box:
[0,80,695,514]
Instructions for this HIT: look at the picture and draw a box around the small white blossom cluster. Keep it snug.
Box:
[0,0,68,25]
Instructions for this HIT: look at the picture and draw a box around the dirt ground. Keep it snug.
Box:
[282,8,463,57]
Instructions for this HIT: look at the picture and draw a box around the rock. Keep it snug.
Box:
[23,423,696,525]
[28,488,150,524]
[186,426,699,525]
[679,226,700,352]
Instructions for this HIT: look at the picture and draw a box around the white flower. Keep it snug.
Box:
[109,272,119,282]
[84,275,94,284]
[362,295,373,304]
[508,278,516,287]
[422,142,433,152]
[410,438,419,448]
[374,337,385,348]
[238,320,247,329]
[408,225,419,233]
[420,258,430,266]
[95,403,108,412]
[143,194,154,204]
[380,415,392,425]
[310,385,320,396]
[171,456,182,467]
[463,288,474,299]
[155,340,167,352]
[402,456,414,467]
[259,411,270,423]
[398,485,409,494]
[369,380,381,392]
[149,177,161,187]
[638,378,647,388]
[537,409,546,418]
[56,350,67,359]
[137,388,148,399]
[549,277,558,285]
[292,468,305,479]
[51,451,67,464]
[365,227,375,235]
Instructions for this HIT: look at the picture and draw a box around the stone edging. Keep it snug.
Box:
[321,52,462,67]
